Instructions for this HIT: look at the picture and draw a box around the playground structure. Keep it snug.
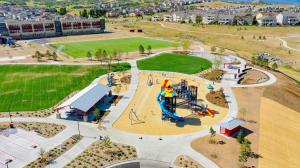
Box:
[107,73,115,87]
[157,79,215,122]
[0,36,15,45]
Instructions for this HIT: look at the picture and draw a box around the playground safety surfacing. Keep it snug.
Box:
[113,72,228,135]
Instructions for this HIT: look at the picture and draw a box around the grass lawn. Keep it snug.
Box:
[137,53,212,74]
[0,63,130,112]
[50,37,178,58]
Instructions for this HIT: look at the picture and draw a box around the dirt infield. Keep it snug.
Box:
[112,72,228,135]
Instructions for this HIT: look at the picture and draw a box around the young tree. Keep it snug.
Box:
[35,51,42,61]
[241,36,245,40]
[239,139,251,165]
[46,50,51,60]
[147,45,152,55]
[209,126,216,138]
[213,55,223,69]
[251,56,256,64]
[102,136,111,148]
[52,51,58,61]
[220,47,225,53]
[39,148,46,163]
[139,45,145,54]
[239,108,247,120]
[271,62,278,70]
[263,36,266,40]
[195,15,202,24]
[237,130,244,143]
[211,46,217,53]
[95,49,102,62]
[182,40,191,51]
[86,51,92,61]
[59,7,67,15]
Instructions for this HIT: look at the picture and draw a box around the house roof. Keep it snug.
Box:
[56,83,110,112]
[220,119,244,130]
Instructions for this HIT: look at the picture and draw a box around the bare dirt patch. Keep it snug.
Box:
[259,98,300,168]
[174,155,204,168]
[206,89,228,108]
[263,71,300,112]
[191,135,258,168]
[241,70,269,85]
[0,122,65,138]
[25,135,82,168]
[200,69,224,83]
[65,141,137,168]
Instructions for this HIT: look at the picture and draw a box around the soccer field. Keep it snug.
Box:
[50,37,178,58]
[137,53,212,74]
[0,63,130,112]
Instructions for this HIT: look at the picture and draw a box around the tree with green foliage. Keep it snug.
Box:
[95,49,102,62]
[52,51,57,61]
[59,7,67,15]
[182,40,191,51]
[239,139,251,165]
[272,62,278,71]
[102,136,111,148]
[195,15,202,24]
[147,45,152,55]
[263,36,266,40]
[86,51,92,61]
[139,45,145,54]
[80,9,88,18]
[35,51,42,61]
[239,108,247,120]
[220,47,225,53]
[211,46,217,53]
[46,50,51,60]
[209,126,216,138]
[251,56,256,64]
[237,130,244,143]
[214,55,223,69]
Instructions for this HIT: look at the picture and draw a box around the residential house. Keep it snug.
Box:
[152,16,161,22]
[202,13,218,24]
[256,12,277,26]
[218,14,235,25]
[163,14,173,22]
[235,13,255,25]
[276,12,299,26]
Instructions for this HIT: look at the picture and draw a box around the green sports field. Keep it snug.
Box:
[0,63,130,112]
[50,37,178,58]
[137,53,212,74]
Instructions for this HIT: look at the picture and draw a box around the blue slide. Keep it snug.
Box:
[157,94,184,121]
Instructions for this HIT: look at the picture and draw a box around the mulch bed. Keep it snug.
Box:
[206,90,228,108]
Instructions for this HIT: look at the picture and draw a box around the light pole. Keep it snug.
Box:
[77,121,80,137]
[8,104,14,128]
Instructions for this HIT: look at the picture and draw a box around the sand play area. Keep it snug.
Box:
[99,71,131,94]
[113,72,228,135]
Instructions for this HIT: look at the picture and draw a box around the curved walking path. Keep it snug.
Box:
[278,37,300,52]
[0,49,277,168]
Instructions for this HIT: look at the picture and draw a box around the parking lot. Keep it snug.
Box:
[0,128,45,168]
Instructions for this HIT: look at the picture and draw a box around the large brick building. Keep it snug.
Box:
[1,18,105,40]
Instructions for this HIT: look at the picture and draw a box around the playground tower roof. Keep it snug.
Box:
[56,83,110,112]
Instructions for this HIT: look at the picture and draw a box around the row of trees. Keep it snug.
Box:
[251,56,278,70]
[139,45,152,55]
[86,49,122,71]
[33,50,58,62]
[80,9,107,18]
